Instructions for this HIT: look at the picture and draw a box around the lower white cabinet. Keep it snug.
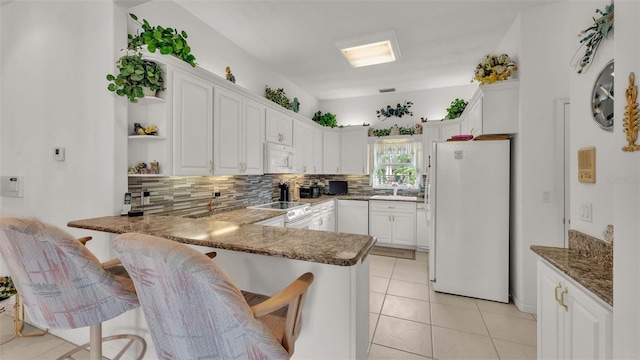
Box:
[337,200,368,235]
[310,201,336,232]
[369,201,416,246]
[537,259,612,360]
[256,215,285,227]
[416,203,429,251]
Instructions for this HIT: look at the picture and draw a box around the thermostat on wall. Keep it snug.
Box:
[0,176,24,197]
[578,147,596,183]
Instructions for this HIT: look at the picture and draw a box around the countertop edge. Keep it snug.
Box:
[530,245,613,308]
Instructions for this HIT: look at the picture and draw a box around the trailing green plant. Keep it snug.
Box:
[444,98,468,120]
[127,13,196,67]
[265,86,293,110]
[371,126,414,137]
[573,2,614,74]
[376,101,413,120]
[312,111,338,128]
[106,53,165,103]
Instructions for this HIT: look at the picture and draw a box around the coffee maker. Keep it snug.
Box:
[278,182,290,202]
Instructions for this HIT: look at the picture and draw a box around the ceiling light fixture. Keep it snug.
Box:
[336,30,400,68]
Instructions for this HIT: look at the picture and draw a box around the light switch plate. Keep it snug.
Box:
[53,147,65,161]
[0,176,24,197]
[580,202,592,223]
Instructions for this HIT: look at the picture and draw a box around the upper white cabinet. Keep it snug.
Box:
[172,70,214,176]
[323,129,340,174]
[214,87,265,175]
[537,259,612,360]
[460,80,519,135]
[265,108,293,146]
[312,127,323,174]
[421,119,462,173]
[340,127,368,175]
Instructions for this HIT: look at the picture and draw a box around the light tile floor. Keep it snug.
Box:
[368,252,537,360]
[0,252,537,360]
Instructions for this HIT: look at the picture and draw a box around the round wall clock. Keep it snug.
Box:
[591,60,614,131]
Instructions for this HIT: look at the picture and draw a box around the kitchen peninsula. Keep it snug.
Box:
[68,213,374,359]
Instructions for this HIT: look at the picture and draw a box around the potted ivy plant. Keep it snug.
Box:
[106,52,165,103]
[312,111,338,128]
[127,13,196,67]
[444,98,468,120]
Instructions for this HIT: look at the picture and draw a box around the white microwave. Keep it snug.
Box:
[264,143,295,174]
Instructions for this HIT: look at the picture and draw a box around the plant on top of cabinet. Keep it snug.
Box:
[106,52,165,103]
[127,13,197,67]
[573,1,614,74]
[376,101,413,120]
[265,86,294,110]
[312,111,338,128]
[473,54,518,85]
[444,98,468,120]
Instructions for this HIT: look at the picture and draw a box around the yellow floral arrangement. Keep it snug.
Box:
[473,54,518,85]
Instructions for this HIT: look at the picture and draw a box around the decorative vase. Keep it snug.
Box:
[142,87,157,98]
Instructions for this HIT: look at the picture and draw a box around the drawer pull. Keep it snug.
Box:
[560,288,569,312]
[554,282,562,304]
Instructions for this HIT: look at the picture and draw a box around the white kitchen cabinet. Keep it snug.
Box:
[460,96,483,136]
[293,121,316,174]
[323,129,340,174]
[537,259,612,360]
[369,200,416,247]
[459,80,519,135]
[214,87,265,175]
[312,127,323,174]
[337,200,368,235]
[439,120,462,141]
[172,70,214,175]
[265,108,293,146]
[256,215,285,227]
[309,200,336,232]
[416,203,429,251]
[340,126,368,175]
[421,123,441,174]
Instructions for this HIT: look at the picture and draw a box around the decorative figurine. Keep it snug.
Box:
[225,66,236,83]
[293,98,300,113]
[149,160,160,174]
[368,127,376,137]
[414,123,423,134]
[420,117,428,123]
[133,122,144,135]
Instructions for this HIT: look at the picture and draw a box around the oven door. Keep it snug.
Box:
[285,214,315,229]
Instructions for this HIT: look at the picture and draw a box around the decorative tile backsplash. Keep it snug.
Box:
[128,174,381,216]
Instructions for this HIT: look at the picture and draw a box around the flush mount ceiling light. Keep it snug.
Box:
[336,30,401,68]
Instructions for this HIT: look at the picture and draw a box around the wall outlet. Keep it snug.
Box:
[542,191,551,203]
[214,187,220,197]
[142,190,151,205]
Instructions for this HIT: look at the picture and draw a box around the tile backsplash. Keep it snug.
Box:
[128,174,377,216]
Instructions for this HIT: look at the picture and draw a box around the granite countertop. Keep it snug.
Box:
[187,208,287,225]
[531,231,612,307]
[68,215,375,266]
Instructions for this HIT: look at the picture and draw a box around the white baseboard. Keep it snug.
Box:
[511,292,537,315]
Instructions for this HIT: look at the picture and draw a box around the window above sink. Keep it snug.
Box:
[370,139,422,190]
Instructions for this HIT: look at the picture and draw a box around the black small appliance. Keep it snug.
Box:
[278,182,290,202]
[328,180,348,195]
[299,185,321,198]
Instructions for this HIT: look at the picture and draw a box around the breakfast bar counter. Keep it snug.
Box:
[68,214,374,266]
[68,214,373,359]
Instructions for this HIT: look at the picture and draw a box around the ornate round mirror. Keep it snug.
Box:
[591,60,614,131]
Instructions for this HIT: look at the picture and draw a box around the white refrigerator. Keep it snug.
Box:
[428,139,510,303]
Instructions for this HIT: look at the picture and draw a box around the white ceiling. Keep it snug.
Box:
[176,1,557,101]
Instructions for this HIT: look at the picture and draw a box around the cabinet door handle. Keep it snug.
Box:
[392,215,395,221]
[388,206,395,209]
[560,287,569,312]
[319,218,323,225]
[337,167,339,173]
[554,282,562,304]
[314,166,317,173]
[209,160,214,174]
[388,215,391,221]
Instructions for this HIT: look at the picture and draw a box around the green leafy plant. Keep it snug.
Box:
[573,2,614,74]
[265,86,294,110]
[106,53,165,103]
[444,98,468,120]
[127,13,196,67]
[376,101,413,120]
[371,126,414,137]
[312,111,338,128]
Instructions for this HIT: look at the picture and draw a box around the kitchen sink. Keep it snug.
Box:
[370,195,418,201]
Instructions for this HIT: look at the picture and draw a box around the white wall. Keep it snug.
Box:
[0,1,144,357]
[319,84,477,127]
[569,2,615,240]
[503,2,572,313]
[129,1,319,119]
[612,1,640,358]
